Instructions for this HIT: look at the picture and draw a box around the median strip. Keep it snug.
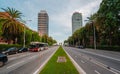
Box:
[39,46,79,74]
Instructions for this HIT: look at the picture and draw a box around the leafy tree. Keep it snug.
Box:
[31,31,41,42]
[97,0,120,45]
[0,7,23,44]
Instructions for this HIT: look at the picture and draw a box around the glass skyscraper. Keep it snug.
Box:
[72,12,82,34]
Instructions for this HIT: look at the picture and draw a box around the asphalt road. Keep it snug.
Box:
[63,46,120,74]
[0,46,58,74]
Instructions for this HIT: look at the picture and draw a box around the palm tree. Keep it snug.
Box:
[0,7,23,44]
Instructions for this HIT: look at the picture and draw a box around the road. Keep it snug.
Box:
[0,46,58,74]
[63,46,120,74]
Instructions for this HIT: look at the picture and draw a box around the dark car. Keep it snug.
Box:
[77,45,84,49]
[18,47,28,53]
[0,53,8,67]
[2,47,18,55]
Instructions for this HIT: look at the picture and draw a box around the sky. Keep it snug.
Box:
[0,0,102,43]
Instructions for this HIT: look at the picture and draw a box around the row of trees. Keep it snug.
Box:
[65,0,120,47]
[0,7,56,46]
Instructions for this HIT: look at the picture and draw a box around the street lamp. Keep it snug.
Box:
[22,20,32,47]
[118,11,120,31]
[91,21,96,50]
[85,20,96,50]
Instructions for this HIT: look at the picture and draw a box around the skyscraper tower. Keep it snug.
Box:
[38,10,49,36]
[72,12,82,34]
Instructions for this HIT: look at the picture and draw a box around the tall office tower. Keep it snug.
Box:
[72,12,82,34]
[38,10,49,36]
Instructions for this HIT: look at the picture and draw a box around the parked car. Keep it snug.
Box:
[0,53,8,67]
[77,45,84,49]
[2,47,18,55]
[18,47,28,53]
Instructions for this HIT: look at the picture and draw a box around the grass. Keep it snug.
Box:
[40,46,79,74]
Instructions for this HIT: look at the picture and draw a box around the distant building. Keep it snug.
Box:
[38,10,49,36]
[72,12,82,34]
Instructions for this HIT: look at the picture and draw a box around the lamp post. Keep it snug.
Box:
[23,25,25,47]
[22,20,32,47]
[118,11,120,31]
[85,19,96,50]
[91,21,96,50]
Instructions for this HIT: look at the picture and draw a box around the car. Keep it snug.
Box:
[18,47,28,53]
[0,53,8,67]
[2,47,18,55]
[77,45,84,49]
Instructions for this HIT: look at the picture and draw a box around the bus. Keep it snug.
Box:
[29,42,48,52]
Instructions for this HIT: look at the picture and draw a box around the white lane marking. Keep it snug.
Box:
[91,58,120,74]
[76,49,120,74]
[9,53,32,61]
[33,47,58,74]
[9,55,25,61]
[63,47,86,74]
[94,70,101,74]
[7,60,25,69]
[9,57,17,61]
[75,48,120,74]
[111,68,120,74]
[81,60,85,63]
[30,55,38,59]
[78,49,120,62]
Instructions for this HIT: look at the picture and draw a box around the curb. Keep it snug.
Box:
[33,46,58,74]
[63,47,86,74]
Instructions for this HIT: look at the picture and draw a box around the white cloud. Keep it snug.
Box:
[50,0,102,43]
[51,0,102,27]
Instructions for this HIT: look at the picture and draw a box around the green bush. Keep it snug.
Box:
[96,45,120,51]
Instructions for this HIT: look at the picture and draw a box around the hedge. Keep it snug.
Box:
[0,44,22,52]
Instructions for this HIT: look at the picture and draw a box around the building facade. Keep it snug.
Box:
[38,10,49,36]
[72,12,82,34]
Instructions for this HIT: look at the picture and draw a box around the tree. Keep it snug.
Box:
[31,31,41,42]
[0,7,23,44]
[97,0,120,45]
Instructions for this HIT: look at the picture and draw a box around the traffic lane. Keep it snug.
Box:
[0,46,58,74]
[7,46,57,62]
[70,47,120,60]
[74,48,120,72]
[64,47,117,74]
[0,52,33,71]
[85,48,120,59]
[0,50,45,73]
[8,52,33,61]
[8,46,57,74]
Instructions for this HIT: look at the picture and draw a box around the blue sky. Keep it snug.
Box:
[0,0,102,43]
